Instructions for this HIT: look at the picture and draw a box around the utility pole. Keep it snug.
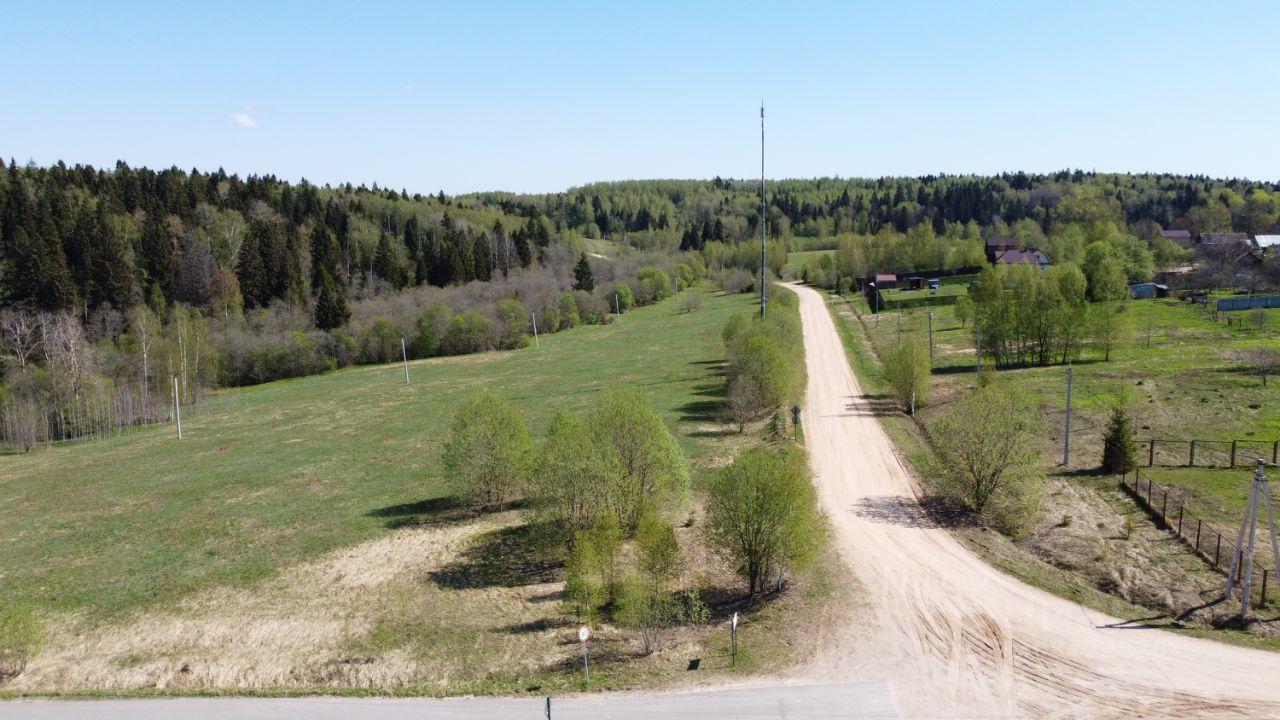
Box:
[400,337,409,385]
[759,104,767,319]
[1062,365,1073,466]
[927,312,934,363]
[1223,460,1280,617]
[531,312,540,348]
[171,373,182,439]
[975,323,982,381]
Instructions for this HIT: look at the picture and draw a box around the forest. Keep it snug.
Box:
[2,161,1280,449]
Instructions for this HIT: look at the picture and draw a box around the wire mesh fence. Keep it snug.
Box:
[1120,468,1274,607]
[1139,438,1280,469]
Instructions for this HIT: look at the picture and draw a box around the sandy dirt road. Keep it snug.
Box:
[788,281,1280,718]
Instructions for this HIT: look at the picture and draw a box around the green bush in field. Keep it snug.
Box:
[616,511,682,654]
[441,391,533,510]
[928,383,1044,536]
[0,605,42,680]
[884,336,930,414]
[953,294,974,327]
[726,334,796,430]
[705,445,827,597]
[587,390,690,529]
[530,411,620,539]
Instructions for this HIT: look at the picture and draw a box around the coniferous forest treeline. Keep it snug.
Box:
[2,159,1279,448]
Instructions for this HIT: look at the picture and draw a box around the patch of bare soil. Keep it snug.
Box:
[1025,477,1226,618]
[12,512,522,691]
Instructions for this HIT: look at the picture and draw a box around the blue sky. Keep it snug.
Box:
[3,1,1277,193]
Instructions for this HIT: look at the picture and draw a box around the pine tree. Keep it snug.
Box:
[313,268,350,330]
[1101,402,1137,474]
[573,253,595,292]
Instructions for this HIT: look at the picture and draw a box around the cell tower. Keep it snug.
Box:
[1223,459,1280,616]
[759,103,767,319]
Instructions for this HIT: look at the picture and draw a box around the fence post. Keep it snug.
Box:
[1177,505,1184,536]
[1160,490,1168,525]
[1231,440,1237,468]
[1214,533,1222,566]
[1195,519,1201,551]
[1189,440,1195,467]
[1149,440,1155,467]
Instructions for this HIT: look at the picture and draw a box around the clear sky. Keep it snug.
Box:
[3,1,1277,194]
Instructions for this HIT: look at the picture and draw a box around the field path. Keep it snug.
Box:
[789,281,1280,718]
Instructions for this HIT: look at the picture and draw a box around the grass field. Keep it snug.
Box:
[783,249,833,273]
[1,291,754,619]
[2,287,852,695]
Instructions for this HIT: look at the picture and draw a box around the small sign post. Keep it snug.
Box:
[730,612,739,666]
[578,626,591,688]
[790,405,800,439]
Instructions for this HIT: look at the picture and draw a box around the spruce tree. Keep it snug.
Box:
[373,231,402,288]
[573,253,595,292]
[314,269,350,330]
[1101,402,1137,474]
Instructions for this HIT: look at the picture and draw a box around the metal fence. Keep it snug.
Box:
[1120,468,1272,606]
[1139,438,1280,468]
[1217,295,1280,312]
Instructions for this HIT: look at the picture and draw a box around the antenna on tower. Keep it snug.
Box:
[759,103,767,319]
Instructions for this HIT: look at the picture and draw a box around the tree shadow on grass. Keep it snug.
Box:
[428,521,563,590]
[365,496,531,529]
[678,383,726,423]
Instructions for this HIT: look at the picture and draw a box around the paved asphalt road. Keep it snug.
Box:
[2,682,898,719]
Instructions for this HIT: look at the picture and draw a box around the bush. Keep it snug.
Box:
[610,283,635,313]
[0,605,42,680]
[557,292,580,330]
[883,336,930,414]
[705,445,827,596]
[726,334,795,430]
[495,298,531,350]
[587,390,690,528]
[1102,401,1137,474]
[681,290,704,313]
[928,383,1043,536]
[636,268,674,304]
[359,316,401,364]
[953,294,974,327]
[443,311,496,355]
[441,391,533,510]
[409,303,449,358]
[530,411,620,539]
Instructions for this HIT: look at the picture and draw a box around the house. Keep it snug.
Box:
[1158,229,1195,249]
[906,276,925,290]
[1255,235,1280,252]
[985,237,1019,263]
[1130,282,1170,299]
[995,248,1050,270]
[873,273,897,290]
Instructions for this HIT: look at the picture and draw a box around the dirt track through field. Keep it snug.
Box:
[788,282,1280,719]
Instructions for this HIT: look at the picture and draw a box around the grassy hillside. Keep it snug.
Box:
[1,290,754,619]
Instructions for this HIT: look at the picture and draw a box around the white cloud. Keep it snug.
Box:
[230,111,257,128]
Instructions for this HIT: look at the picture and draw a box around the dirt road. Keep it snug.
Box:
[789,282,1280,718]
